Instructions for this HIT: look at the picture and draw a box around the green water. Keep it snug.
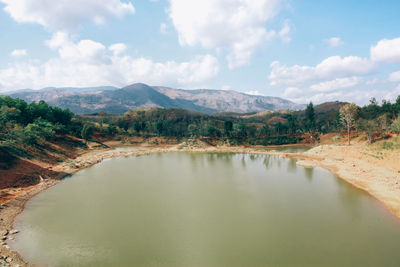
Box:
[12,153,400,267]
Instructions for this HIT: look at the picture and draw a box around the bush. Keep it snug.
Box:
[381,141,394,150]
[81,123,94,142]
[391,115,400,134]
[332,135,340,143]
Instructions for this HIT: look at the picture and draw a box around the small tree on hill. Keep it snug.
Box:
[304,102,316,133]
[224,121,233,136]
[188,124,198,138]
[81,123,93,144]
[357,118,379,144]
[339,103,359,145]
[391,115,400,134]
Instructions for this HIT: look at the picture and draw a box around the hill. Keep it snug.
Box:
[6,83,304,114]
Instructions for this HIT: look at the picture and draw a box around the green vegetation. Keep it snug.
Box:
[0,96,81,158]
[391,115,400,134]
[340,103,359,145]
[1,95,400,161]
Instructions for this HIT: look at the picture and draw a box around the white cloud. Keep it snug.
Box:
[269,56,375,86]
[371,38,400,63]
[389,71,400,82]
[275,37,400,105]
[160,23,168,35]
[284,89,399,106]
[11,49,27,57]
[245,90,264,96]
[279,20,293,43]
[0,34,219,91]
[46,32,110,64]
[310,77,362,92]
[0,0,135,31]
[168,0,281,69]
[281,87,302,98]
[384,85,400,101]
[324,37,344,48]
[109,43,127,56]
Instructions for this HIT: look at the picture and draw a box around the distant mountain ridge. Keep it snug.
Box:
[6,83,305,114]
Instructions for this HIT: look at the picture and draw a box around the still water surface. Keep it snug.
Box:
[12,153,400,266]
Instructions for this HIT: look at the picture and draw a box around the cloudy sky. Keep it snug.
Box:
[0,0,400,104]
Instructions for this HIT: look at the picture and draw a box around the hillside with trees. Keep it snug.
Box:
[1,95,400,164]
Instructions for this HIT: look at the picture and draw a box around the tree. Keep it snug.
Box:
[361,98,380,120]
[155,121,164,136]
[274,122,285,135]
[206,125,220,137]
[304,102,316,133]
[236,123,247,137]
[224,121,233,136]
[357,119,379,144]
[339,103,359,145]
[287,114,299,135]
[81,123,94,143]
[188,124,198,137]
[107,125,117,136]
[391,115,400,134]
[259,123,270,137]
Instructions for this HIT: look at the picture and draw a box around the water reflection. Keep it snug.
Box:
[304,167,314,182]
[287,158,297,173]
[12,152,400,267]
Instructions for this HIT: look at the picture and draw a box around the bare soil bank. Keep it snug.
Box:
[0,139,399,266]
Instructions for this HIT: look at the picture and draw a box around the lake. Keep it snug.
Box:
[11,152,400,266]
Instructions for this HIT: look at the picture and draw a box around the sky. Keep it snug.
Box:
[0,0,400,105]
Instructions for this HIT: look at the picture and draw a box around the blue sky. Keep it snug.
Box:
[0,0,400,104]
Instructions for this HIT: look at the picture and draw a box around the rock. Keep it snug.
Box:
[9,230,19,235]
[3,245,9,249]
[5,257,12,263]
[0,230,8,236]
[0,229,8,236]
[1,236,7,241]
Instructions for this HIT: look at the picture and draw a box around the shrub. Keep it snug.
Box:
[391,115,400,134]
[332,135,340,143]
[381,141,394,150]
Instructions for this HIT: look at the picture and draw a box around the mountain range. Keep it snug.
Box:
[5,83,305,114]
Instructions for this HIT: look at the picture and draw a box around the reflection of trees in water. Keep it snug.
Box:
[277,157,281,169]
[261,155,283,170]
[189,152,200,170]
[215,152,234,163]
[333,173,363,217]
[304,167,314,182]
[287,158,297,173]
[263,156,271,169]
[241,154,246,168]
[200,152,235,170]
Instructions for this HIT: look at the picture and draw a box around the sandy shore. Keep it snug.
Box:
[0,142,399,266]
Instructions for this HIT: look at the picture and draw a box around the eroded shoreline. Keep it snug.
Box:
[1,144,400,266]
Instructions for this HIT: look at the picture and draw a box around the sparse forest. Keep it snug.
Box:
[1,95,400,159]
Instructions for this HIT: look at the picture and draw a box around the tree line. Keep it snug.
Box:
[1,95,400,155]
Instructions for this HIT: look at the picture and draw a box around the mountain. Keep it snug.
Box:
[5,83,305,114]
